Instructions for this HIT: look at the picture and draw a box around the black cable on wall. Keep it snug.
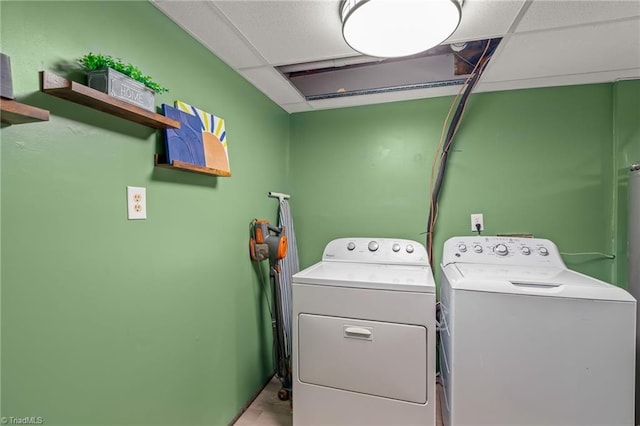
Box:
[426,39,498,265]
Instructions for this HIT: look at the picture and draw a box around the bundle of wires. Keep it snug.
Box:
[426,39,498,266]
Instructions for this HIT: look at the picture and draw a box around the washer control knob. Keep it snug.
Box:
[368,241,379,252]
[538,247,549,256]
[521,246,531,255]
[494,244,509,256]
[347,242,356,251]
[392,243,401,252]
[458,244,467,253]
[406,244,414,253]
[473,244,483,253]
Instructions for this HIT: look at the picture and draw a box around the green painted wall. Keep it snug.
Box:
[290,85,617,283]
[613,79,640,287]
[1,2,289,425]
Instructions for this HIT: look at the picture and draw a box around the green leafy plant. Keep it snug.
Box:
[79,53,168,94]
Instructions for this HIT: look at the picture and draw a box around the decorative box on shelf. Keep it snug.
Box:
[39,71,179,130]
[87,68,155,112]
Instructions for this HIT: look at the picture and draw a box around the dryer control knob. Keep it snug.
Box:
[538,247,549,256]
[473,244,483,253]
[406,244,414,253]
[494,244,509,256]
[458,244,467,253]
[347,242,356,251]
[392,243,401,252]
[521,246,531,255]
[368,241,379,252]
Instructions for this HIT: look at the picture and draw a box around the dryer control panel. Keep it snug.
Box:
[322,237,428,266]
[442,236,565,267]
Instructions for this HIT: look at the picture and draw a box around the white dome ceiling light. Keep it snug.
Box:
[340,0,463,58]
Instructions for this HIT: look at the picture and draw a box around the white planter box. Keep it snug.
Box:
[87,68,155,111]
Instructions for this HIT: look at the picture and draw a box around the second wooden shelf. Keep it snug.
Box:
[1,98,50,124]
[154,154,232,177]
[39,71,180,130]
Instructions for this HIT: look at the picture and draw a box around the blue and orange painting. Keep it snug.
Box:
[162,101,230,174]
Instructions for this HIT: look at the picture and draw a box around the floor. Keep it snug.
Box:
[233,377,292,426]
[233,376,445,426]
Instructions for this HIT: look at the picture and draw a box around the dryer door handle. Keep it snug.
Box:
[344,326,373,340]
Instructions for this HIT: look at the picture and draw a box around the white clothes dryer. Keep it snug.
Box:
[292,237,436,426]
[439,236,636,426]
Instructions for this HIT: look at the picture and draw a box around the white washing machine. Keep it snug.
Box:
[439,236,636,426]
[292,237,436,426]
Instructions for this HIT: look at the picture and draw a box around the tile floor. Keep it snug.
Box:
[233,376,445,426]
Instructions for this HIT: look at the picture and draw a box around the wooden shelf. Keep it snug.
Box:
[154,154,232,177]
[1,98,50,124]
[39,71,180,130]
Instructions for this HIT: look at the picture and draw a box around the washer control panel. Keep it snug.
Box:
[442,236,565,267]
[323,237,428,266]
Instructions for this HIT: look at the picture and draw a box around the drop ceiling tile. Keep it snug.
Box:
[308,85,462,111]
[281,102,313,113]
[516,0,640,33]
[239,67,305,104]
[213,0,356,64]
[476,69,640,94]
[482,19,640,83]
[151,0,264,69]
[447,0,527,43]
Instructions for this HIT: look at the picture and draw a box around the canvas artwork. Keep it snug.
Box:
[162,100,230,174]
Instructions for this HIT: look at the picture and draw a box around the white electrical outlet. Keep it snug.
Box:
[471,213,484,231]
[127,186,147,220]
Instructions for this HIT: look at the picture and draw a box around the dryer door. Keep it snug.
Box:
[297,313,427,404]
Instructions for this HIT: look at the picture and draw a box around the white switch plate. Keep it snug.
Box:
[471,213,484,231]
[127,186,147,220]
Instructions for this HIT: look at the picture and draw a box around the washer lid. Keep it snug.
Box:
[293,261,435,293]
[446,264,635,302]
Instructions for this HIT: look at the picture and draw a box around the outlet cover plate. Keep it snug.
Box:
[127,186,147,220]
[471,213,484,231]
